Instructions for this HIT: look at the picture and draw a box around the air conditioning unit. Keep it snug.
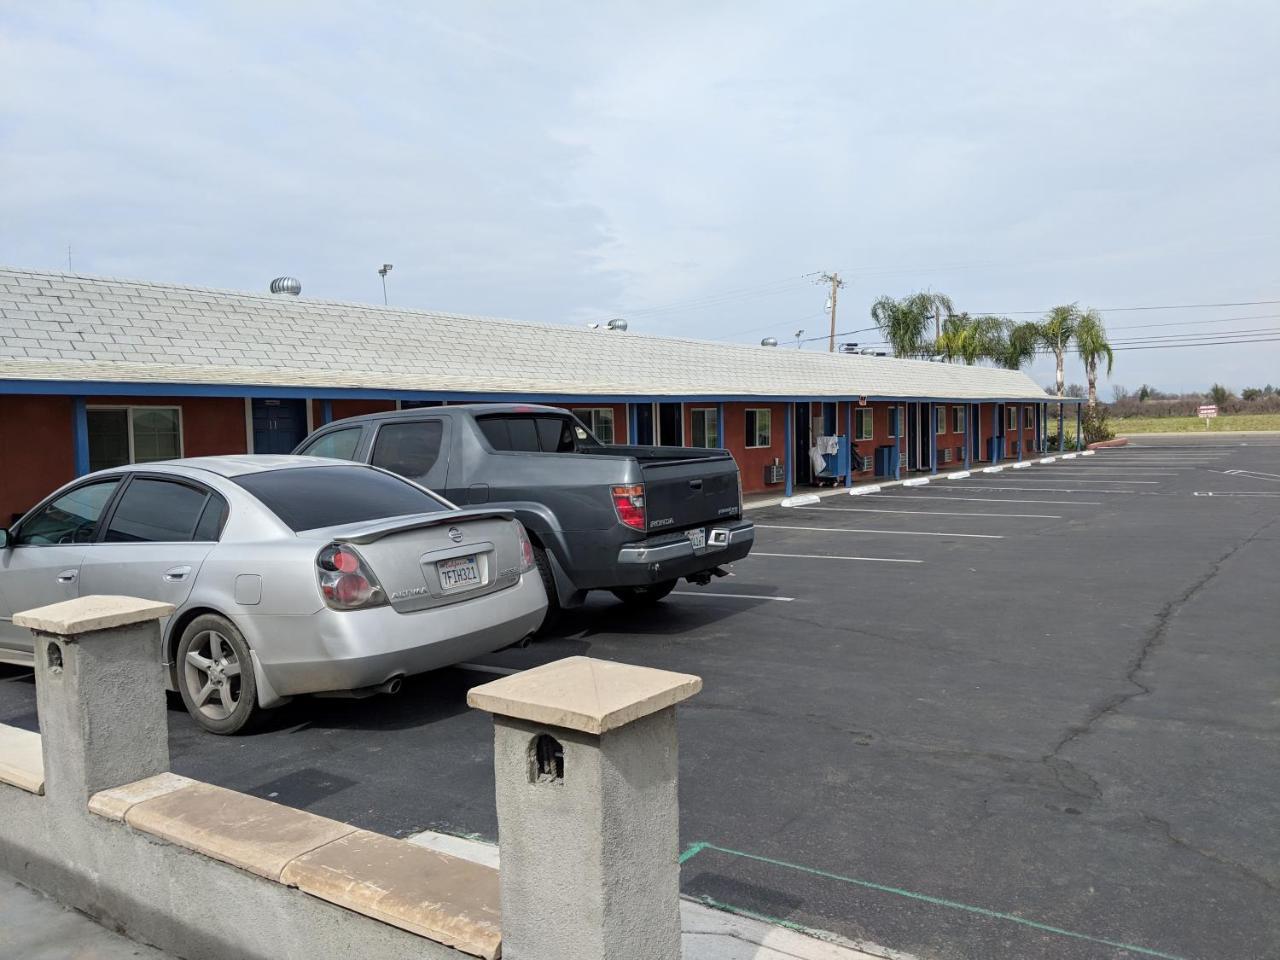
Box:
[764,463,785,485]
[941,448,954,464]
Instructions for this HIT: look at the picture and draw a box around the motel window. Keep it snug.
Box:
[87,407,182,472]
[1026,405,1036,428]
[690,408,719,448]
[935,406,947,435]
[854,408,874,441]
[952,405,966,434]
[1006,406,1019,431]
[745,409,772,448]
[571,408,615,444]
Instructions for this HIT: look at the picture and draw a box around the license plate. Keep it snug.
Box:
[687,528,706,550]
[438,555,481,591]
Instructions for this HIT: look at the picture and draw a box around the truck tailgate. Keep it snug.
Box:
[640,455,740,532]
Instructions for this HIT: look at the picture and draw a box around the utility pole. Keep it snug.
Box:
[67,245,73,272]
[378,263,393,305]
[819,272,845,352]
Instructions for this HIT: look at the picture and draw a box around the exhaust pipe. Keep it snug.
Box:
[315,675,404,699]
[376,676,403,696]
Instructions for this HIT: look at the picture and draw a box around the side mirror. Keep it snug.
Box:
[0,529,9,549]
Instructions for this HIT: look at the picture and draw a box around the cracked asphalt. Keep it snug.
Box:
[2,435,1277,959]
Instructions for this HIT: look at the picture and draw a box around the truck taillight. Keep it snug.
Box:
[514,521,536,573]
[316,543,387,610]
[611,483,647,531]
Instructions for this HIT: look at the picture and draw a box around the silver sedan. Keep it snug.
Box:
[0,456,547,733]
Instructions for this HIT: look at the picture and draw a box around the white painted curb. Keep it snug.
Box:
[1062,452,1078,459]
[780,494,822,508]
[849,485,881,496]
[1082,450,1096,456]
[902,477,930,487]
[1038,457,1056,464]
[982,466,1004,473]
[947,471,971,480]
[1012,461,1031,469]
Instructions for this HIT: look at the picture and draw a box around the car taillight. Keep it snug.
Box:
[316,543,387,610]
[611,483,646,530]
[514,521,536,573]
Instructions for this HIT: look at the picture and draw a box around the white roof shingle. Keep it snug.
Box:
[0,268,1052,401]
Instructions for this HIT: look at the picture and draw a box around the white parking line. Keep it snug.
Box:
[756,524,1002,539]
[947,485,1146,494]
[752,551,923,564]
[977,477,1159,484]
[794,506,1061,519]
[672,591,796,602]
[865,493,1102,505]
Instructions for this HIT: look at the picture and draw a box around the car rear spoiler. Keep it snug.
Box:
[329,508,517,545]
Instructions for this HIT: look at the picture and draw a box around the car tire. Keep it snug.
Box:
[176,614,258,736]
[531,545,563,634]
[609,579,678,606]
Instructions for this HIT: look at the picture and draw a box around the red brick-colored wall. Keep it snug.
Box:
[723,401,788,494]
[314,399,397,425]
[562,402,628,444]
[0,395,246,523]
[0,396,76,523]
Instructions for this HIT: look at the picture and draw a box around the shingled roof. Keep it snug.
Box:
[0,267,1053,401]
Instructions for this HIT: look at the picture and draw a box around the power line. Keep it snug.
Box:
[1108,312,1280,331]
[973,298,1280,316]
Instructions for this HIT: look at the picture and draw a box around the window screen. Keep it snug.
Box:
[371,421,444,478]
[105,479,208,543]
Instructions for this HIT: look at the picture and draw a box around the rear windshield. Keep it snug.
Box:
[477,414,599,453]
[233,465,447,532]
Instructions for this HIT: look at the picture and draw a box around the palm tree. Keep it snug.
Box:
[995,320,1040,370]
[935,313,1011,364]
[1038,305,1082,397]
[1074,309,1113,407]
[870,291,954,358]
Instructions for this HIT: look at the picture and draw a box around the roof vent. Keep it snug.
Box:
[760,337,778,347]
[269,276,302,296]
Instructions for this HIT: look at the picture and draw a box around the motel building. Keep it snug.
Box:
[0,268,1086,524]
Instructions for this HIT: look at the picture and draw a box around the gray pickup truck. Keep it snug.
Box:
[294,404,755,624]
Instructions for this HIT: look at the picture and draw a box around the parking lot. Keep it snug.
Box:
[2,434,1277,960]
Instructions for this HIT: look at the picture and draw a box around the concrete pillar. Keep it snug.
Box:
[1076,404,1084,450]
[14,596,174,816]
[468,656,701,960]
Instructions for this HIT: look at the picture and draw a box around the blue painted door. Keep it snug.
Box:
[252,398,308,454]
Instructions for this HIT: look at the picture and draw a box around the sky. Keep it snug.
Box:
[2,1,1277,395]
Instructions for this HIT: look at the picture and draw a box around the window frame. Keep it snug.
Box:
[744,408,772,449]
[87,404,184,470]
[689,408,719,448]
[854,408,874,441]
[570,407,616,445]
[1006,406,1019,431]
[297,424,366,462]
[369,418,446,479]
[1026,405,1036,429]
[934,405,947,435]
[952,405,966,434]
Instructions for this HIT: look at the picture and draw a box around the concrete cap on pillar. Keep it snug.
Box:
[467,655,701,735]
[14,595,175,638]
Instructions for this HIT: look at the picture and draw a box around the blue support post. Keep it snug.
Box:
[1076,404,1084,450]
[1057,402,1064,452]
[628,403,638,444]
[894,405,902,480]
[320,399,333,426]
[717,402,726,450]
[72,396,89,477]
[929,403,937,475]
[963,403,971,470]
[784,404,794,497]
[1017,405,1024,461]
[845,401,854,488]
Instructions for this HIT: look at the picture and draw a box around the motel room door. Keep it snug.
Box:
[252,398,308,454]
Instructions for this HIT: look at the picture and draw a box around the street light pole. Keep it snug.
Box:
[378,263,393,305]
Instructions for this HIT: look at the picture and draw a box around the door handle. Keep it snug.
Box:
[56,569,78,584]
[163,565,192,583]
[688,478,703,490]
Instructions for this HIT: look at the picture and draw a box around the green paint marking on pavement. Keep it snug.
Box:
[680,842,1190,960]
[678,841,709,864]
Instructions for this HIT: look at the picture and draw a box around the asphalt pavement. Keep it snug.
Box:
[2,435,1277,960]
